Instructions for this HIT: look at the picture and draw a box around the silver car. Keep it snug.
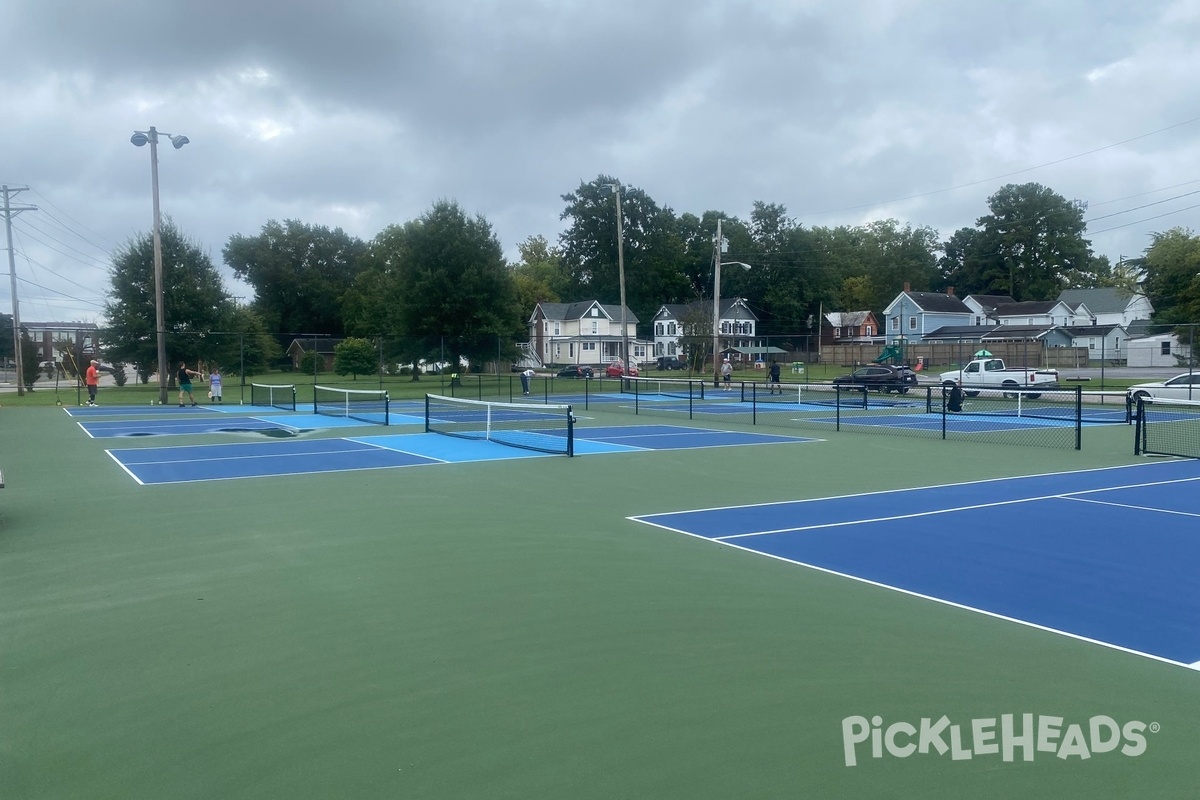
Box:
[1127,372,1200,401]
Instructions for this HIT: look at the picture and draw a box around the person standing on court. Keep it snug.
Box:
[768,360,781,395]
[177,361,203,407]
[947,380,964,413]
[520,368,535,396]
[85,359,100,406]
[721,357,733,389]
[209,366,223,403]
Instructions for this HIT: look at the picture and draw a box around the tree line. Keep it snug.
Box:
[13,177,1192,381]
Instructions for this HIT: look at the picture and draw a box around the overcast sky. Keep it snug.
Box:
[2,0,1198,324]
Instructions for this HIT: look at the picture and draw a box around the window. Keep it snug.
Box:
[834,327,841,338]
[975,316,981,325]
[1162,341,1172,356]
[865,325,873,336]
[655,323,663,335]
[668,322,676,335]
[591,308,599,317]
[555,344,561,357]
[582,342,596,352]
[667,342,676,355]
[591,321,597,334]
[553,323,560,336]
[569,343,574,357]
[909,317,917,330]
[891,317,898,331]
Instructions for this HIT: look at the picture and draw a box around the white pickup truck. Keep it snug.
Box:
[939,358,1059,397]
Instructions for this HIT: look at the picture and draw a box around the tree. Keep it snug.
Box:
[558,177,691,328]
[974,183,1092,301]
[1140,227,1200,325]
[348,200,520,374]
[104,218,236,382]
[223,219,367,335]
[334,337,378,380]
[511,235,569,305]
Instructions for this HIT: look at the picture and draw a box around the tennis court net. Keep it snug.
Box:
[251,383,297,411]
[928,386,1127,424]
[425,394,574,455]
[620,375,707,401]
[742,382,870,409]
[314,385,390,425]
[1134,396,1200,458]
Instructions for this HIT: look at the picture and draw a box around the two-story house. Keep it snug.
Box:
[527,300,648,368]
[650,298,758,361]
[882,285,972,344]
[822,311,881,346]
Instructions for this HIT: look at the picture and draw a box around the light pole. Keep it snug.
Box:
[131,126,189,404]
[606,183,628,375]
[712,218,751,387]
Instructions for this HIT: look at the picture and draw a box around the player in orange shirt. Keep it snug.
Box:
[85,359,100,406]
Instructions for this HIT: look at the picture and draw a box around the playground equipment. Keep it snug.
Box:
[873,344,904,364]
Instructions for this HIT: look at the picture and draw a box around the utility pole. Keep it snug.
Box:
[3,185,37,396]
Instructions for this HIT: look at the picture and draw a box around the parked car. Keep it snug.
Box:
[1127,372,1200,401]
[831,365,918,393]
[557,365,594,379]
[606,362,639,378]
[656,356,686,371]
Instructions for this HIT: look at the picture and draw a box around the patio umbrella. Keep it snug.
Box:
[974,349,993,358]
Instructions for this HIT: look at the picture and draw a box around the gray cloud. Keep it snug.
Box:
[2,0,1197,321]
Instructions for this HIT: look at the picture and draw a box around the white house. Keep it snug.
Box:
[1057,288,1153,328]
[650,298,757,359]
[526,300,649,368]
[1127,333,1193,368]
[990,300,1084,327]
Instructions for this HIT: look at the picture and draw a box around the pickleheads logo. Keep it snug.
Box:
[841,714,1158,767]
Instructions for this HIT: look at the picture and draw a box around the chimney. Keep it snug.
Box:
[947,286,955,296]
[903,281,911,293]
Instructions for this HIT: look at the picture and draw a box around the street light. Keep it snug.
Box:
[605,183,629,376]
[712,218,751,387]
[131,126,189,404]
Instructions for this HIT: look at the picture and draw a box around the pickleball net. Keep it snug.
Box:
[250,383,297,411]
[425,394,574,456]
[314,385,390,425]
[1135,396,1200,458]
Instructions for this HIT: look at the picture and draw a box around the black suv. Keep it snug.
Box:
[831,365,918,393]
[556,365,594,379]
[656,356,687,371]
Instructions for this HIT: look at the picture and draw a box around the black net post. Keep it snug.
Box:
[1075,385,1083,450]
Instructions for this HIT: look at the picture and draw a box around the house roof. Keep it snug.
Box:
[979,325,1058,341]
[963,294,1015,311]
[992,300,1064,316]
[652,298,756,321]
[535,300,640,324]
[896,291,971,314]
[287,337,344,354]
[825,311,874,327]
[1063,325,1123,336]
[923,325,999,340]
[1056,287,1144,314]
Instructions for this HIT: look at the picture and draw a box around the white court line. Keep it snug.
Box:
[635,460,1200,520]
[632,516,1193,673]
[713,474,1200,541]
[1062,496,1200,519]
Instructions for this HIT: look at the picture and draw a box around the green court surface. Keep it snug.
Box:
[2,405,1198,799]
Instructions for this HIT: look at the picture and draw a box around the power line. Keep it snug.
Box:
[796,115,1200,217]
